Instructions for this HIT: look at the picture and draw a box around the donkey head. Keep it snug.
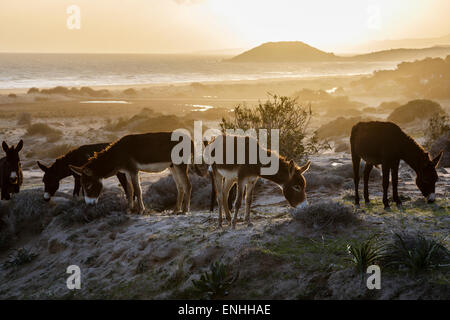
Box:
[2,140,23,184]
[416,151,443,203]
[37,161,61,201]
[68,165,102,205]
[282,159,311,208]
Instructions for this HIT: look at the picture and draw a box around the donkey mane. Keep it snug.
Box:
[400,128,429,159]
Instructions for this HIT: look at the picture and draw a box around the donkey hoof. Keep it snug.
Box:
[247,222,253,227]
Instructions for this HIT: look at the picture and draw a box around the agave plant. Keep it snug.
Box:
[3,247,37,270]
[383,233,449,274]
[347,235,385,274]
[192,261,239,299]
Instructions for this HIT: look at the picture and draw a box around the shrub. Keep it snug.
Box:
[425,113,449,147]
[123,88,137,96]
[3,247,37,270]
[192,261,238,299]
[143,173,211,211]
[378,101,401,112]
[25,123,62,137]
[27,87,40,94]
[289,200,359,231]
[387,99,444,124]
[220,94,329,160]
[17,113,32,126]
[383,233,449,274]
[347,235,385,274]
[425,114,450,167]
[315,116,366,140]
[8,93,17,98]
[40,86,70,95]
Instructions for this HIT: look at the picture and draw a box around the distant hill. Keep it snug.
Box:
[230,41,450,63]
[349,34,450,53]
[229,41,339,62]
[349,46,450,62]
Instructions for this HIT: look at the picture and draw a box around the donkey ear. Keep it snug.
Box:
[2,141,9,153]
[69,165,84,176]
[37,161,48,172]
[15,140,23,152]
[288,159,296,177]
[299,160,311,174]
[431,151,443,168]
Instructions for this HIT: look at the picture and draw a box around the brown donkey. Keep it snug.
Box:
[37,143,129,202]
[69,132,193,214]
[0,140,23,200]
[351,121,443,209]
[208,135,310,228]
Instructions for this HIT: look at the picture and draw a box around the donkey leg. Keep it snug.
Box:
[231,180,245,229]
[244,178,257,226]
[212,170,224,228]
[116,172,129,198]
[124,173,135,213]
[170,167,184,214]
[174,164,191,214]
[222,178,235,223]
[363,163,373,204]
[209,171,216,212]
[391,160,401,207]
[352,155,361,206]
[73,175,81,198]
[130,172,145,214]
[381,164,391,209]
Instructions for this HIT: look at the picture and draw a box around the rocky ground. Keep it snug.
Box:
[0,153,448,300]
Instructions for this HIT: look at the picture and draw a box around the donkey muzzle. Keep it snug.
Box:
[43,192,51,202]
[85,196,98,205]
[10,171,18,184]
[427,193,436,203]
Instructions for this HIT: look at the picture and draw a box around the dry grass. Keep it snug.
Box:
[290,200,359,231]
[25,123,62,137]
[143,173,211,212]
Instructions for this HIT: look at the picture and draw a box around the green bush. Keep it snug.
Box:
[347,235,385,274]
[192,261,238,299]
[220,94,329,160]
[383,233,449,274]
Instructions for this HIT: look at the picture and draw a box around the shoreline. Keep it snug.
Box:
[0,74,364,95]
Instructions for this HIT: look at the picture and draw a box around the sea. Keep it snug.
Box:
[0,53,398,90]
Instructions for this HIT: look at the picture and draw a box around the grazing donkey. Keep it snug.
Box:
[37,143,129,202]
[208,135,310,228]
[351,121,443,209]
[69,132,193,214]
[0,140,23,200]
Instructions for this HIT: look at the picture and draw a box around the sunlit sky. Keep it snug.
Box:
[0,0,449,53]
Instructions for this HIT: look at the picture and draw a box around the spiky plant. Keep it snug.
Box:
[383,233,449,274]
[347,235,385,273]
[3,247,37,270]
[192,261,238,299]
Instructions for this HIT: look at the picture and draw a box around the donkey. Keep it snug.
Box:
[351,121,443,209]
[69,132,193,214]
[0,140,23,200]
[208,135,310,228]
[37,143,129,202]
